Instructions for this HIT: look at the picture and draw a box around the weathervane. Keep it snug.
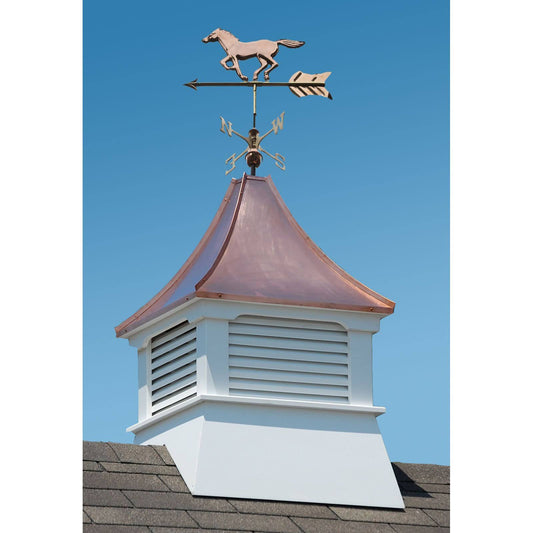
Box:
[185,28,332,175]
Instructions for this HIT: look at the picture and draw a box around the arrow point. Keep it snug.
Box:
[184,78,198,90]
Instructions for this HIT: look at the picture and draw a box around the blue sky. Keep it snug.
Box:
[84,0,449,465]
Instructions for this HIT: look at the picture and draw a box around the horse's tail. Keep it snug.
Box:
[277,39,305,48]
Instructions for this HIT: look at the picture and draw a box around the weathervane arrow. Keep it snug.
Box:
[184,73,332,99]
[184,28,333,175]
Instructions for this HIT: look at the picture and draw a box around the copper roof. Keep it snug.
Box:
[116,175,394,337]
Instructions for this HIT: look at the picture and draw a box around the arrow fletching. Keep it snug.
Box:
[289,71,332,99]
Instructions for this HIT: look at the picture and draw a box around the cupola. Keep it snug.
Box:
[116,174,404,508]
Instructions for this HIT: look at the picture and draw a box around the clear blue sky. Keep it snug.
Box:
[84,0,449,465]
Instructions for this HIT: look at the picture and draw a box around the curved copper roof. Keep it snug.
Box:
[116,175,394,337]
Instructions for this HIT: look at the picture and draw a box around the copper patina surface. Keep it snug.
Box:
[116,175,394,337]
[202,28,305,82]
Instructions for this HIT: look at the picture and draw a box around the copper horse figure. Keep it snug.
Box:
[202,29,305,81]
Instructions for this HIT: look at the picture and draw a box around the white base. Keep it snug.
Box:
[132,398,404,509]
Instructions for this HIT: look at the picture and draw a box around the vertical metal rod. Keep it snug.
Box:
[252,85,257,128]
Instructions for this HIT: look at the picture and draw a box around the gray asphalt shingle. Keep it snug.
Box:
[402,492,450,509]
[84,470,170,492]
[150,529,254,533]
[100,461,179,476]
[151,444,176,466]
[84,488,134,508]
[158,474,190,493]
[188,510,301,532]
[85,506,197,528]
[392,463,450,485]
[330,507,436,526]
[83,441,450,532]
[229,498,338,518]
[123,490,235,512]
[422,509,450,527]
[398,481,450,494]
[84,525,151,533]
[83,442,120,463]
[390,526,450,533]
[292,517,396,533]
[83,460,103,472]
[108,442,166,465]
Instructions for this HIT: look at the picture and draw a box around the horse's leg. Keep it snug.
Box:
[221,55,247,80]
[252,56,269,81]
[220,55,235,72]
[231,57,248,81]
[263,56,279,81]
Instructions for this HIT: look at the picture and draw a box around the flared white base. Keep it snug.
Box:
[131,397,404,509]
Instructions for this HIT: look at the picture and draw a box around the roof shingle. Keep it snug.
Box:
[83,441,450,532]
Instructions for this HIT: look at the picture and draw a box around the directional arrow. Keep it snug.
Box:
[184,72,332,98]
[184,79,328,88]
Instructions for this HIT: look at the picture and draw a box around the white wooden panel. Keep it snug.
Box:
[151,373,197,402]
[229,323,347,342]
[152,362,196,391]
[348,330,373,406]
[229,344,347,364]
[228,316,349,403]
[233,315,344,331]
[137,346,150,421]
[152,350,197,378]
[195,319,230,396]
[149,321,197,415]
[228,389,349,403]
[150,322,196,349]
[151,330,196,359]
[229,333,347,354]
[229,367,348,386]
[151,384,197,414]
[229,355,347,375]
[230,378,347,397]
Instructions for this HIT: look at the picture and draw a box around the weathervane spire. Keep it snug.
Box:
[185,29,332,175]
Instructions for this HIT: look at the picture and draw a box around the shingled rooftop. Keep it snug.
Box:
[83,441,450,532]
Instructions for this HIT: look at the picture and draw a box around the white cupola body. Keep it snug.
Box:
[116,175,404,509]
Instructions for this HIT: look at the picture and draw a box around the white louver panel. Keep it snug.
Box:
[150,321,197,415]
[228,316,349,403]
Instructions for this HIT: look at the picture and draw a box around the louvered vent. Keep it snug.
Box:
[150,321,197,415]
[228,316,349,403]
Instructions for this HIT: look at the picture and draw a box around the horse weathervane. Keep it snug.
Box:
[185,28,333,175]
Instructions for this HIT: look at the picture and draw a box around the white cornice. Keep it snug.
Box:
[127,393,386,434]
[124,297,387,349]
